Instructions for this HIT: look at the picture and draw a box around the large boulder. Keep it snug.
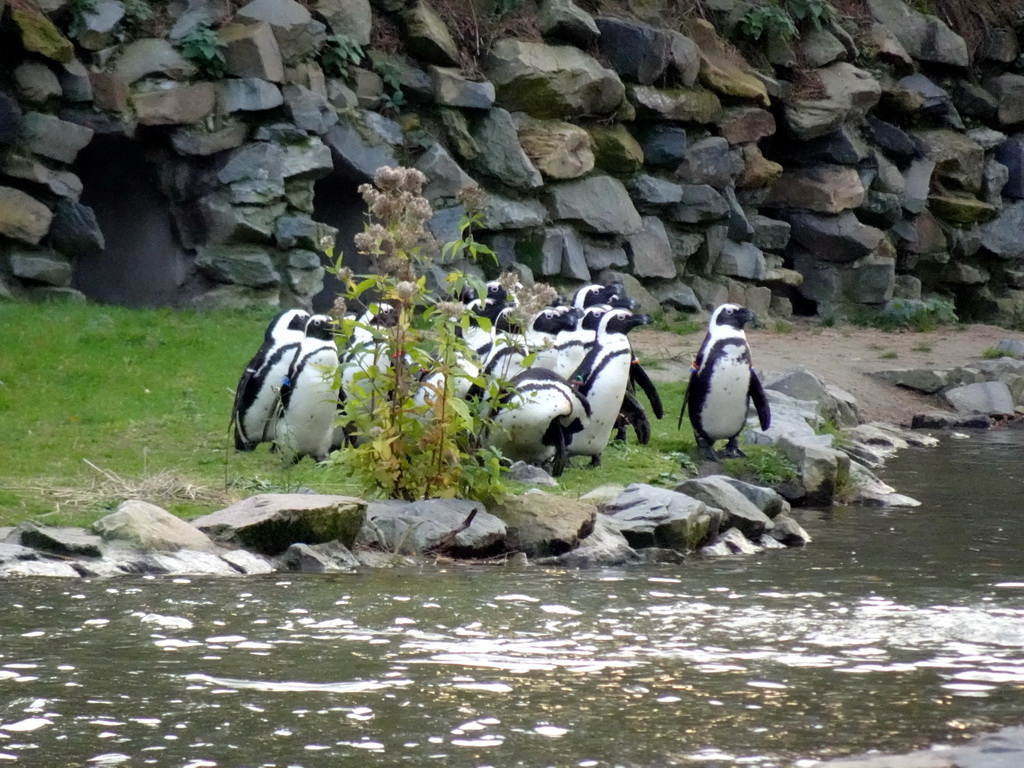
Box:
[785,211,884,263]
[324,109,400,181]
[625,216,676,279]
[600,483,721,552]
[595,16,672,85]
[17,111,93,163]
[516,117,594,180]
[538,0,599,48]
[766,165,865,213]
[471,107,543,190]
[113,38,199,84]
[944,381,1016,416]
[360,499,508,557]
[628,84,722,124]
[867,0,969,67]
[674,476,774,540]
[485,39,625,118]
[93,500,216,552]
[545,175,642,234]
[237,0,326,63]
[402,0,459,66]
[0,186,53,246]
[684,18,769,106]
[489,492,596,557]
[914,129,984,193]
[192,493,367,554]
[784,63,880,141]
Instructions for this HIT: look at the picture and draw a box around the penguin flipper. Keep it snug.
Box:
[678,367,698,430]
[619,389,651,445]
[749,370,771,431]
[629,358,664,419]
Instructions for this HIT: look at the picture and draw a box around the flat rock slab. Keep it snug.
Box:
[490,492,596,557]
[600,483,721,552]
[192,493,366,555]
[93,499,216,552]
[8,521,103,557]
[363,499,507,557]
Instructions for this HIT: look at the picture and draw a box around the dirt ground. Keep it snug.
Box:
[631,320,1019,426]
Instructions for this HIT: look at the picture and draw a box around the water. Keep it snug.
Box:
[2,430,1023,767]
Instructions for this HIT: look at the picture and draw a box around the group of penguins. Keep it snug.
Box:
[229,279,771,476]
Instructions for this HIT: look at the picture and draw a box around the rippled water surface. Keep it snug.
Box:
[2,430,1023,767]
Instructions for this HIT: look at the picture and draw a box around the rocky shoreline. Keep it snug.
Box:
[11,347,1024,580]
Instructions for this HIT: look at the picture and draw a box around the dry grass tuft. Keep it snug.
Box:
[32,460,232,512]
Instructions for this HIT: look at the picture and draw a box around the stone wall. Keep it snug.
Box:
[1,0,1024,322]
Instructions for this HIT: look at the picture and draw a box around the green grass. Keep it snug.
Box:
[0,303,791,527]
[0,302,360,526]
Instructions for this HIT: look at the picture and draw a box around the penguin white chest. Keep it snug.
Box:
[699,355,751,440]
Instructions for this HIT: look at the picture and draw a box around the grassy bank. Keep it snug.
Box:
[0,301,719,528]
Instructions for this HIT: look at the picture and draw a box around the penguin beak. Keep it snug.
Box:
[623,313,653,332]
[738,308,756,327]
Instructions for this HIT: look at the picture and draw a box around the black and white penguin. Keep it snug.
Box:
[230,308,310,451]
[679,303,771,461]
[571,282,637,311]
[335,302,400,447]
[274,314,340,463]
[566,308,652,465]
[484,368,591,477]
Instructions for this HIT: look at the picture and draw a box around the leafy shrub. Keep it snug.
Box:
[327,169,509,502]
[739,4,799,42]
[321,33,364,78]
[788,0,833,29]
[722,445,799,486]
[179,24,226,79]
[848,297,959,333]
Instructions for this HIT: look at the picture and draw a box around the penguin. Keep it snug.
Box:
[571,282,637,311]
[679,303,771,461]
[565,308,652,465]
[484,368,591,477]
[230,308,310,451]
[335,302,400,448]
[274,314,340,463]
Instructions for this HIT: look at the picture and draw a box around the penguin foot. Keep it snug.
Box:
[695,437,719,462]
[589,455,602,468]
[723,439,746,459]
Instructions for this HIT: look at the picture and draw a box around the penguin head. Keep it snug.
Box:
[599,309,652,336]
[368,301,399,328]
[530,306,581,336]
[710,303,755,331]
[267,308,311,343]
[580,304,610,331]
[304,314,337,341]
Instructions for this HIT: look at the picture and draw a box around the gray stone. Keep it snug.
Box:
[715,477,790,519]
[216,78,283,112]
[219,21,284,82]
[769,515,812,546]
[600,483,721,552]
[979,201,1024,260]
[914,128,984,193]
[537,0,600,48]
[776,433,851,506]
[786,211,884,263]
[902,157,936,215]
[193,493,366,555]
[0,560,83,578]
[415,143,473,203]
[17,111,93,164]
[281,137,334,180]
[324,110,400,182]
[996,338,1024,358]
[282,83,337,134]
[701,527,762,556]
[472,107,543,190]
[722,184,752,241]
[430,66,495,109]
[9,521,102,557]
[766,366,857,426]
[480,192,545,230]
[58,59,93,102]
[402,0,459,66]
[237,0,326,63]
[944,381,1016,416]
[626,216,675,279]
[675,135,736,189]
[490,492,595,558]
[14,61,62,103]
[674,476,773,540]
[750,214,790,252]
[114,38,198,84]
[218,142,285,185]
[0,186,53,246]
[0,542,39,564]
[718,106,776,146]
[784,63,880,141]
[275,215,336,251]
[668,184,728,224]
[281,540,359,572]
[595,16,672,85]
[75,0,126,50]
[668,31,701,87]
[9,249,72,286]
[93,499,215,552]
[911,410,992,429]
[49,198,104,257]
[171,121,249,156]
[651,282,700,312]
[546,175,642,235]
[799,25,846,68]
[894,72,962,128]
[867,0,968,67]
[583,239,629,271]
[865,116,918,158]
[715,239,765,280]
[316,0,372,46]
[190,284,280,311]
[983,74,1024,126]
[952,80,999,120]
[767,165,865,213]
[629,174,683,210]
[507,461,559,487]
[635,124,687,167]
[789,125,871,166]
[219,549,276,574]
[485,39,625,118]
[0,92,24,147]
[195,245,279,286]
[538,514,637,568]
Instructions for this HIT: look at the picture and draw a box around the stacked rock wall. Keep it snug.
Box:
[1,0,1024,322]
